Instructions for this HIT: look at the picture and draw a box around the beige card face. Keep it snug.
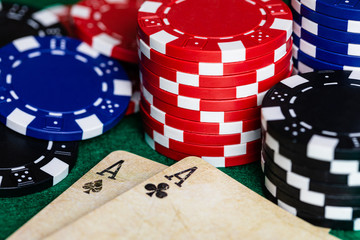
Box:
[46,156,336,240]
[9,151,167,240]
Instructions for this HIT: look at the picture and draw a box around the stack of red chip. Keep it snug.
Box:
[70,0,142,116]
[137,0,293,167]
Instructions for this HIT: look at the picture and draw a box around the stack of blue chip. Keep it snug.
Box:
[291,0,360,73]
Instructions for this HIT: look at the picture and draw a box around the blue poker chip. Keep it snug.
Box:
[293,10,360,44]
[293,23,360,57]
[299,0,360,21]
[0,36,132,141]
[292,49,316,74]
[292,0,360,33]
[298,38,360,67]
[292,53,315,74]
[293,45,345,72]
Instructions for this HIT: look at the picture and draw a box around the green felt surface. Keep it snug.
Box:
[0,0,359,239]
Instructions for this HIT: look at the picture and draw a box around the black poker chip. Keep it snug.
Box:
[0,2,67,47]
[0,122,78,197]
[261,70,360,231]
[263,141,357,185]
[263,187,360,231]
[262,153,360,206]
[261,70,360,161]
[263,166,360,222]
[261,128,360,174]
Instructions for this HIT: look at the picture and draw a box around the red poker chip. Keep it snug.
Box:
[140,45,293,87]
[71,0,140,63]
[145,133,260,167]
[144,127,261,157]
[141,108,261,146]
[140,100,260,135]
[142,79,262,112]
[137,0,292,63]
[141,64,292,110]
[140,62,292,100]
[138,37,292,76]
[141,88,262,123]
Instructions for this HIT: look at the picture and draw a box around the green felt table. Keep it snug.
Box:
[0,0,359,239]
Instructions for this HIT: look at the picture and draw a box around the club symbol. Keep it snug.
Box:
[145,183,169,198]
[82,180,103,194]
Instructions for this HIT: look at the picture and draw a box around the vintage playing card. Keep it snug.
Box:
[9,151,167,240]
[46,156,336,240]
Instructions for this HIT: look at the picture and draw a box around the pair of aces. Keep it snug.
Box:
[9,151,336,239]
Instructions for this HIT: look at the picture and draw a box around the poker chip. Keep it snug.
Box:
[263,135,360,178]
[263,144,360,186]
[292,45,360,73]
[144,133,260,168]
[291,0,360,34]
[140,63,291,100]
[138,0,293,166]
[263,178,360,225]
[263,174,360,218]
[141,89,262,123]
[0,36,132,141]
[263,169,360,212]
[262,71,360,159]
[145,123,262,157]
[294,12,360,44]
[261,71,360,230]
[141,108,261,146]
[0,122,78,197]
[293,28,360,58]
[263,154,360,197]
[298,38,360,67]
[293,45,360,72]
[290,1,360,73]
[142,78,263,112]
[299,0,360,21]
[138,38,293,76]
[140,101,260,135]
[0,2,67,47]
[263,187,360,231]
[293,45,344,72]
[262,133,360,175]
[138,0,292,63]
[140,45,294,88]
[71,0,140,63]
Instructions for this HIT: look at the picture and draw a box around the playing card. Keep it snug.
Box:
[9,151,167,240]
[46,156,336,240]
